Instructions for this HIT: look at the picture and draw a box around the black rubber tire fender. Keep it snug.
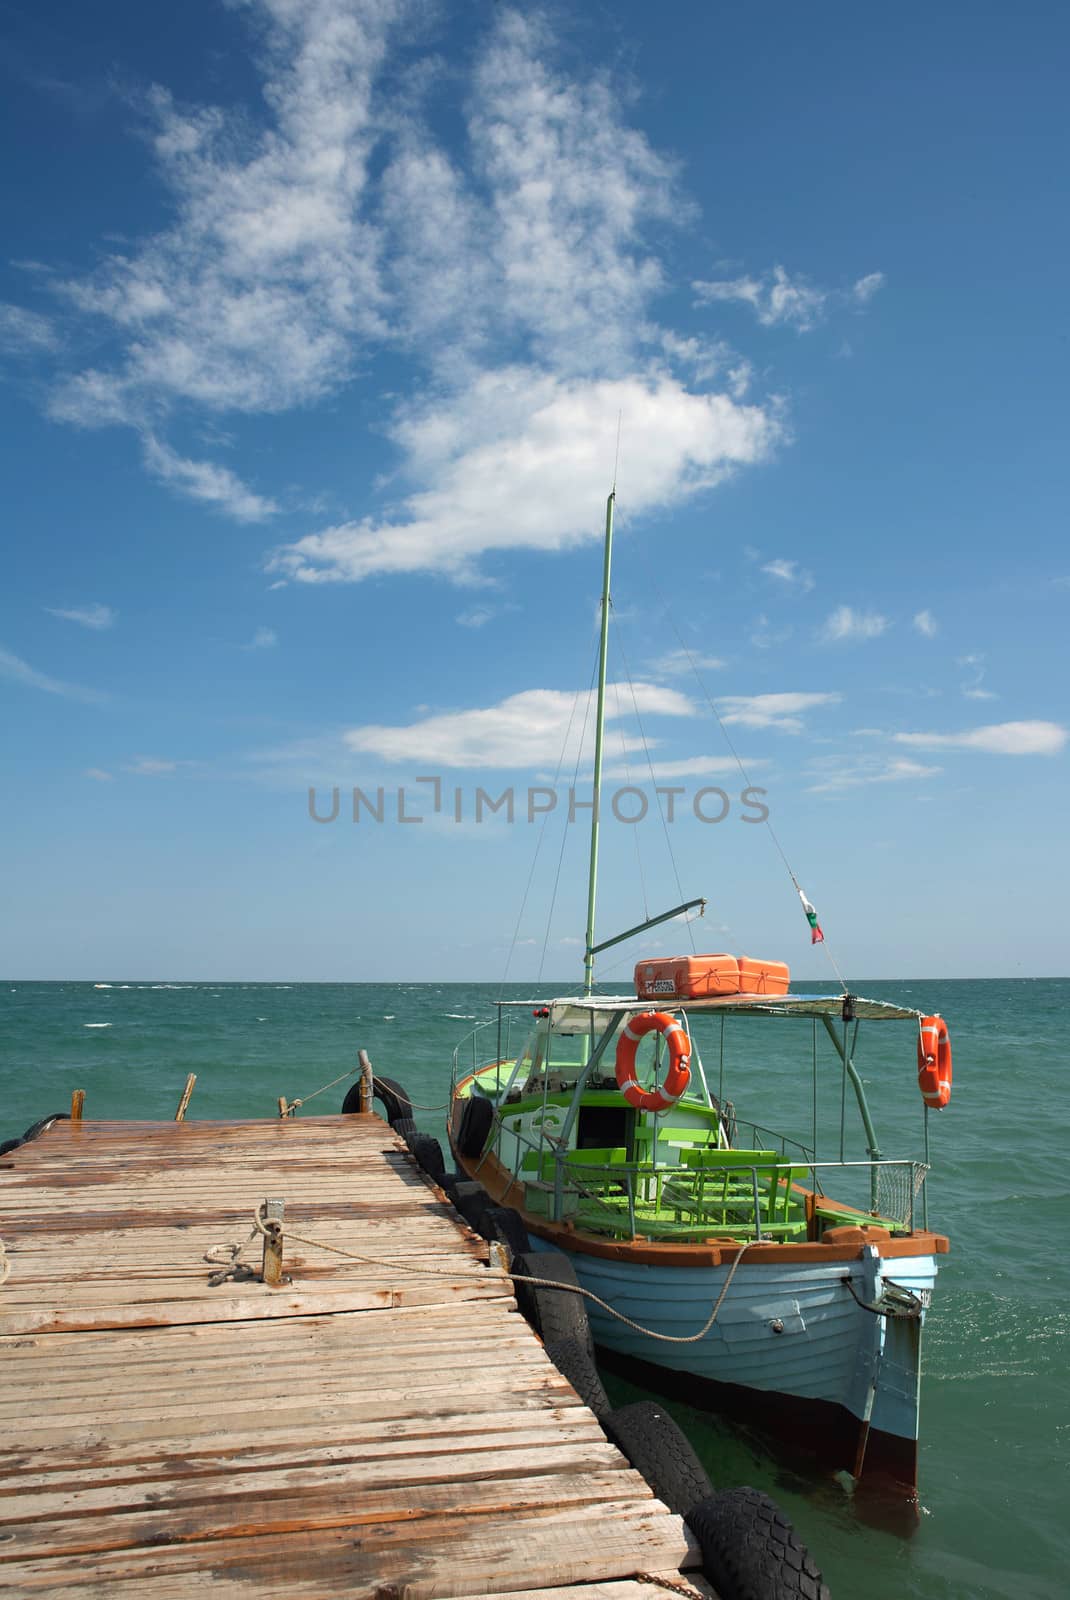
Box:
[20,1113,70,1146]
[0,1138,21,1156]
[601,1400,712,1517]
[482,1203,529,1259]
[454,1186,495,1234]
[391,1117,418,1145]
[342,1075,413,1125]
[511,1250,594,1358]
[544,1336,610,1417]
[685,1488,831,1600]
[408,1132,447,1184]
[455,1093,494,1159]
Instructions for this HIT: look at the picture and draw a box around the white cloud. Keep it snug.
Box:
[343,681,694,769]
[0,302,59,353]
[22,4,783,543]
[693,265,827,332]
[141,436,277,523]
[124,756,186,775]
[893,721,1066,756]
[84,768,114,782]
[717,691,841,731]
[852,272,885,305]
[761,557,814,592]
[244,626,278,650]
[819,605,889,643]
[647,649,726,676]
[0,646,106,703]
[807,755,940,793]
[957,651,997,700]
[749,614,792,650]
[603,755,762,780]
[45,603,116,631]
[912,609,937,638]
[269,372,780,583]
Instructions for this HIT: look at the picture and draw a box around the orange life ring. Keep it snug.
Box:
[917,1015,952,1109]
[615,1011,691,1114]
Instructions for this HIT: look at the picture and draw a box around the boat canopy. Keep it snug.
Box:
[499,994,924,1029]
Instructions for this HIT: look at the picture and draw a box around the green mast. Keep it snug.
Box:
[583,490,615,997]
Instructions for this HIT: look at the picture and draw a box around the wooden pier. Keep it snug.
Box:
[0,1113,706,1597]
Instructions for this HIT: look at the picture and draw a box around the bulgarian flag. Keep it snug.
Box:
[797,885,825,945]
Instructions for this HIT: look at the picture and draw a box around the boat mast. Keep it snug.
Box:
[583,490,615,997]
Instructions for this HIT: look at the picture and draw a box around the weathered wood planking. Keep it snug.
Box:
[0,1114,705,1597]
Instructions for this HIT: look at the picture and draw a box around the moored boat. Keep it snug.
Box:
[446,491,952,1499]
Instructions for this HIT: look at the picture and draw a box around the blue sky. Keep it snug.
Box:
[1,0,1067,981]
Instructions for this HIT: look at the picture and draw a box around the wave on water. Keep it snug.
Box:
[443,1013,476,1019]
[383,1014,395,1021]
[84,1022,113,1028]
[93,983,112,989]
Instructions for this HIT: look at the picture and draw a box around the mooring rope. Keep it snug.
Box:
[240,1204,769,1345]
[280,1067,450,1117]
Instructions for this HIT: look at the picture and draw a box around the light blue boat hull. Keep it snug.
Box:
[532,1236,938,1483]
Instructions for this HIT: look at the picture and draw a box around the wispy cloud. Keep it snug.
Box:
[0,646,106,703]
[0,301,59,353]
[124,756,190,775]
[717,691,841,731]
[19,4,783,549]
[604,755,762,780]
[912,609,938,638]
[692,264,884,332]
[343,682,694,769]
[957,652,996,700]
[819,605,889,643]
[852,272,885,305]
[45,603,116,631]
[647,648,726,676]
[84,768,114,782]
[893,721,1066,756]
[141,436,277,523]
[243,626,278,650]
[693,265,827,332]
[807,754,940,793]
[761,557,814,592]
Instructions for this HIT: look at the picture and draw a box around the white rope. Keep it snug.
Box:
[245,1204,770,1346]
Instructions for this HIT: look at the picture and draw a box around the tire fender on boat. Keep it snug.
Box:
[917,1015,952,1109]
[615,1011,691,1114]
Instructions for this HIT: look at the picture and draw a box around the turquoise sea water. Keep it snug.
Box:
[2,977,1067,1599]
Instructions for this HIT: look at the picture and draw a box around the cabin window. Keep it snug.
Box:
[577,1102,632,1150]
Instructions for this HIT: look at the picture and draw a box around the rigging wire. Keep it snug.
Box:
[498,675,588,998]
[610,670,650,922]
[646,590,850,993]
[611,610,698,956]
[537,644,600,984]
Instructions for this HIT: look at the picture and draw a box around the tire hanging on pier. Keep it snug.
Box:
[0,1112,70,1156]
[602,1401,712,1517]
[685,1488,831,1600]
[544,1336,610,1417]
[341,1074,413,1125]
[511,1250,593,1357]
